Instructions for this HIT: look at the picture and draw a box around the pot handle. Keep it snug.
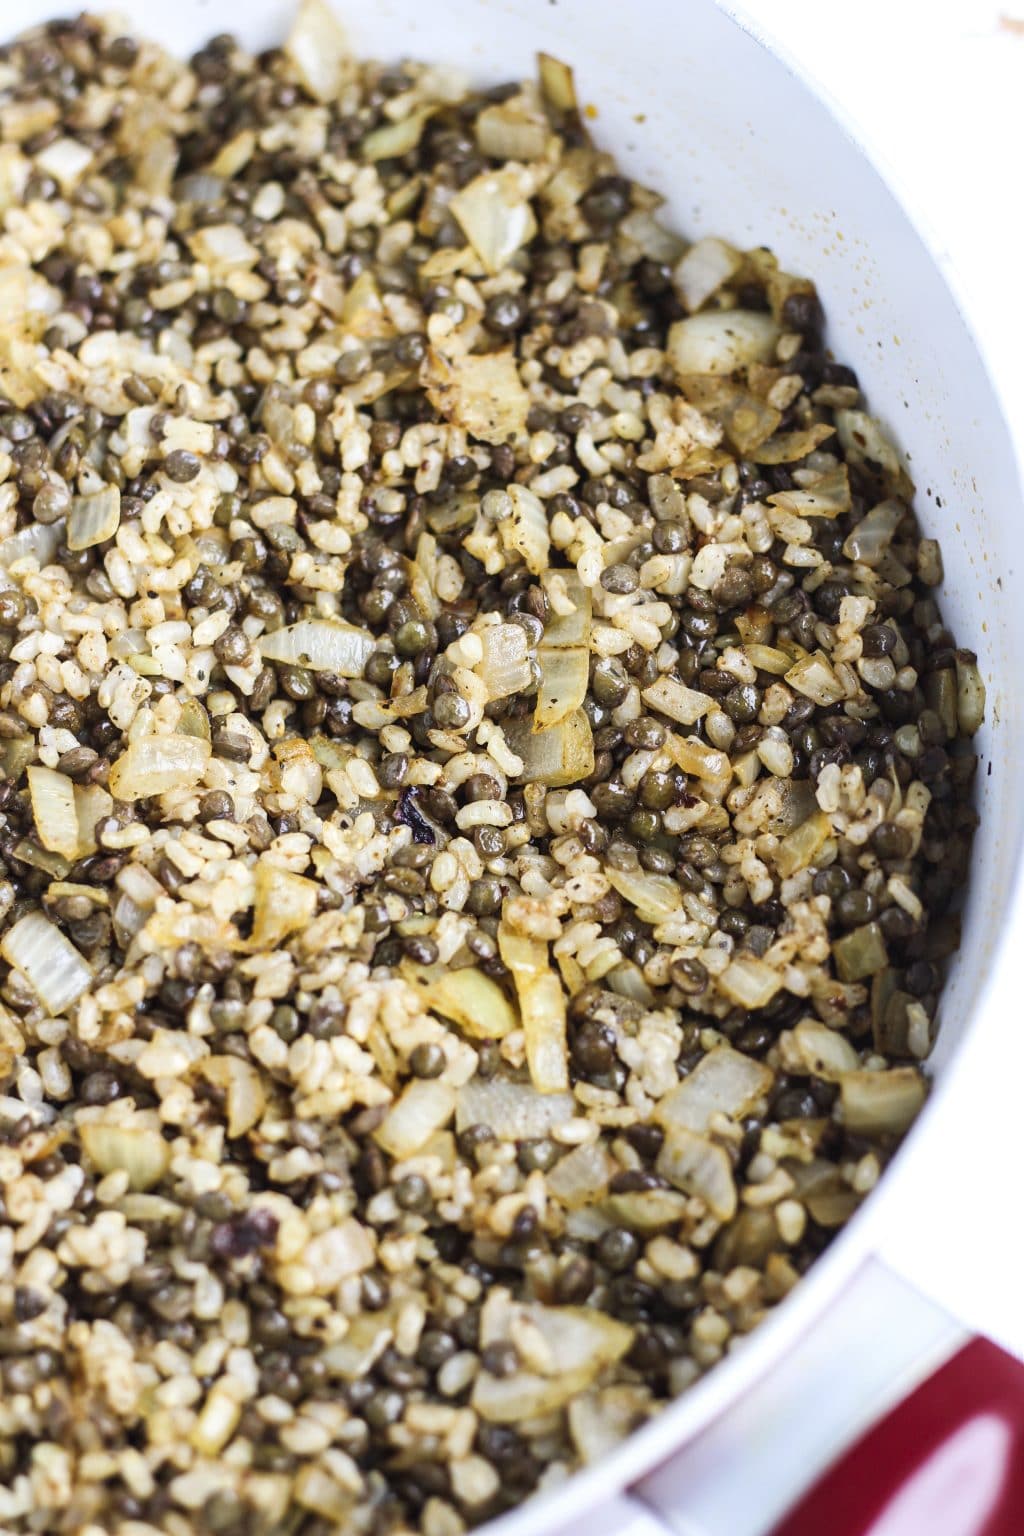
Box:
[624,1255,1024,1536]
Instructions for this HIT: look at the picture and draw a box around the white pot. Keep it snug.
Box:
[12,1,1024,1531]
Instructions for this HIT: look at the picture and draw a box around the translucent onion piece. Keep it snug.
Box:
[784,652,846,706]
[321,1311,395,1380]
[424,347,529,444]
[455,1077,574,1140]
[74,782,113,856]
[362,106,435,163]
[537,52,578,115]
[68,486,120,551]
[673,237,742,314]
[546,1140,614,1208]
[249,862,319,950]
[477,623,533,700]
[541,569,592,646]
[451,166,538,275]
[285,0,351,103]
[400,960,518,1039]
[569,1387,649,1465]
[718,955,783,1010]
[789,1019,860,1080]
[472,1305,633,1423]
[720,392,783,455]
[664,732,730,785]
[504,708,594,787]
[605,865,682,923]
[108,733,211,802]
[833,921,888,983]
[199,1056,266,1138]
[498,926,569,1093]
[775,809,831,878]
[955,651,985,736]
[642,675,713,727]
[375,1078,456,1158]
[842,499,904,566]
[476,92,550,162]
[839,1068,926,1136]
[603,1187,690,1232]
[655,1046,774,1132]
[259,619,375,676]
[500,484,550,575]
[535,646,588,731]
[667,310,780,376]
[769,466,852,517]
[79,1121,170,1191]
[0,518,63,571]
[619,211,685,265]
[657,1125,737,1221]
[27,765,79,859]
[753,423,835,463]
[1,911,91,1016]
[834,409,904,477]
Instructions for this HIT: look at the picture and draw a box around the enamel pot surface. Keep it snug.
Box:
[10,2,1024,1532]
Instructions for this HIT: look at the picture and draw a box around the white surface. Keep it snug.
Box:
[635,1259,966,1536]
[735,0,1024,1362]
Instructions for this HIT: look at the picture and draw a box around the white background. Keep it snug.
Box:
[737,0,1024,1358]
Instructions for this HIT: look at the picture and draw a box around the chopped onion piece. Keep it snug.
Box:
[79,1121,170,1191]
[424,347,529,444]
[451,166,538,275]
[249,862,319,949]
[744,644,793,675]
[200,1056,266,1138]
[476,90,550,162]
[753,423,835,463]
[839,1068,926,1136]
[673,237,742,314]
[401,960,518,1039]
[68,486,120,551]
[259,619,375,676]
[541,569,592,647]
[74,782,113,856]
[842,498,903,566]
[537,52,578,115]
[785,652,846,706]
[321,1311,395,1379]
[108,733,211,802]
[788,1019,860,1080]
[569,1388,649,1465]
[955,651,985,736]
[619,211,685,265]
[719,955,783,1009]
[285,0,351,103]
[833,922,888,983]
[605,865,682,923]
[472,1304,633,1423]
[27,765,80,860]
[775,810,831,878]
[642,675,712,726]
[546,1140,613,1207]
[455,1077,574,1140]
[769,466,851,517]
[667,310,779,376]
[657,1125,737,1220]
[375,1078,456,1158]
[498,925,569,1093]
[505,708,594,787]
[664,732,730,785]
[835,409,904,478]
[604,1188,690,1231]
[477,623,533,700]
[655,1046,774,1132]
[499,484,550,575]
[0,518,63,571]
[535,646,588,731]
[362,106,435,162]
[1,911,91,1016]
